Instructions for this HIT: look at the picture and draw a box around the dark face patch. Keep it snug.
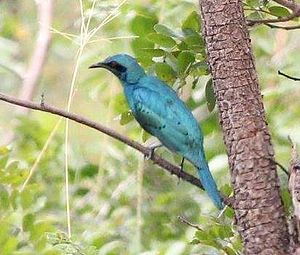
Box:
[108,61,127,73]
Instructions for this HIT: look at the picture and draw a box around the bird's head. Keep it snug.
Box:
[89,54,146,84]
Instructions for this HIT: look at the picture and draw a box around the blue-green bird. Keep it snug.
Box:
[90,54,223,209]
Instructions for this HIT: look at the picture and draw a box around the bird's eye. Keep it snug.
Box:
[109,61,127,72]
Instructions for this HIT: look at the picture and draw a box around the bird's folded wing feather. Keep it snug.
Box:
[131,87,191,138]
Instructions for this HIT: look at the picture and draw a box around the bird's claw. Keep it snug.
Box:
[144,142,162,160]
[144,148,155,160]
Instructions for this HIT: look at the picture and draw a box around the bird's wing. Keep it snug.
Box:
[131,86,202,153]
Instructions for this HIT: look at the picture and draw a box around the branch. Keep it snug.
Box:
[178,215,203,231]
[247,0,300,26]
[278,70,300,81]
[247,11,300,25]
[18,0,53,114]
[265,23,300,30]
[0,92,204,190]
[272,0,300,12]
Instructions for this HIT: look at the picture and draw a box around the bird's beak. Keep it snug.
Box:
[88,62,108,69]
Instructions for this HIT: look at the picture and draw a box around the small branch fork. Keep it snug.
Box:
[278,70,300,81]
[0,92,204,189]
[247,0,300,27]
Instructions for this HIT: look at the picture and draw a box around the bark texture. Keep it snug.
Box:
[199,0,289,254]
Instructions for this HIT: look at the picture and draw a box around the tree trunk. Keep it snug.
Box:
[199,0,290,254]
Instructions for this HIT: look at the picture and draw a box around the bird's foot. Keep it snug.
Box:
[144,141,163,160]
[144,147,155,160]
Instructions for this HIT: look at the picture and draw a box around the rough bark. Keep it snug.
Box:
[199,0,290,254]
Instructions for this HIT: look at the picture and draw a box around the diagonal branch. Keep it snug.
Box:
[272,0,300,12]
[278,70,300,81]
[247,0,300,26]
[247,10,300,25]
[0,92,204,190]
[265,23,300,30]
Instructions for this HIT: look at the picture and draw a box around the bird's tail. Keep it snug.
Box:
[197,153,223,209]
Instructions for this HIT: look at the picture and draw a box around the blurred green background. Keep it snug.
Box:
[0,0,299,254]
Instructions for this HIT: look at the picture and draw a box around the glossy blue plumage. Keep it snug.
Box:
[91,54,223,209]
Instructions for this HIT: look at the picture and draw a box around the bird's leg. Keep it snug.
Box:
[177,158,185,183]
[180,158,185,175]
[144,141,163,160]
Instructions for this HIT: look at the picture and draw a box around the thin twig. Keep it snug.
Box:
[272,0,300,12]
[0,92,204,190]
[275,161,290,176]
[278,70,300,81]
[265,23,300,30]
[247,10,300,25]
[178,215,203,231]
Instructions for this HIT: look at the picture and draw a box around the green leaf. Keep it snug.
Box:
[75,187,90,196]
[224,206,235,219]
[218,225,234,239]
[155,62,176,82]
[154,24,181,38]
[184,34,205,51]
[142,49,165,58]
[281,187,292,214]
[182,11,200,32]
[21,188,35,209]
[268,6,290,17]
[2,237,18,255]
[195,230,209,241]
[190,238,200,245]
[142,130,151,142]
[147,33,176,48]
[131,37,155,67]
[23,213,35,232]
[130,14,157,36]
[246,0,260,7]
[0,146,10,169]
[120,111,134,125]
[192,77,199,89]
[177,51,195,74]
[191,61,209,76]
[223,246,237,255]
[0,184,10,210]
[246,11,261,20]
[220,183,233,196]
[80,164,98,178]
[205,78,216,112]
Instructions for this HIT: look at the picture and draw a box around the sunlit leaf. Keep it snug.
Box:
[182,11,201,32]
[130,14,158,36]
[268,6,290,17]
[155,62,176,82]
[23,213,35,232]
[205,78,216,112]
[0,184,9,210]
[154,24,181,38]
[80,164,98,178]
[177,51,195,74]
[147,33,176,48]
[120,110,134,125]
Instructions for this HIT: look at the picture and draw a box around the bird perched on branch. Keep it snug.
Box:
[89,54,223,209]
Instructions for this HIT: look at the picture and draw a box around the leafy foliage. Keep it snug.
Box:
[1,0,299,254]
[129,8,214,113]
